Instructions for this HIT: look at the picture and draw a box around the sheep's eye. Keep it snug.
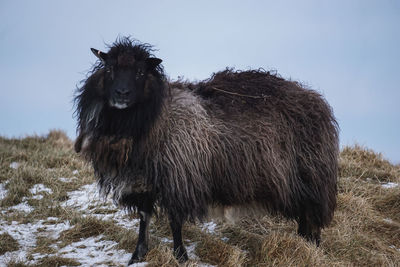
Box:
[136,70,144,78]
[105,66,114,80]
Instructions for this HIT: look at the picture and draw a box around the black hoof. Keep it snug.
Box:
[128,255,142,265]
[298,230,321,247]
[128,244,148,265]
[174,246,189,263]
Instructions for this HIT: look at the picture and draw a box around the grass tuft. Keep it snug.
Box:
[0,233,19,255]
[340,145,400,182]
[35,256,80,266]
[58,216,114,245]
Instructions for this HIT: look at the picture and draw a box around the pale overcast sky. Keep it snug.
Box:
[1,0,399,163]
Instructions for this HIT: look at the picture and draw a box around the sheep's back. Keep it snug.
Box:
[164,70,338,222]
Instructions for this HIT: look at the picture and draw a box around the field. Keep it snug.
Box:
[0,130,399,266]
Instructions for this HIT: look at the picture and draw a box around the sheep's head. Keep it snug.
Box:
[91,47,162,109]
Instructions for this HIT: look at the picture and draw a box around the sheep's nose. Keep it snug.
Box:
[116,88,130,97]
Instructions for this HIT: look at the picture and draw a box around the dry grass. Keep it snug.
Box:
[34,256,80,267]
[340,144,400,182]
[6,262,28,267]
[0,233,19,255]
[0,131,399,266]
[57,215,114,245]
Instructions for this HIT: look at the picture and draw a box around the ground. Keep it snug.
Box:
[0,130,399,266]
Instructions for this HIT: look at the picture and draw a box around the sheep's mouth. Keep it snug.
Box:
[109,99,131,109]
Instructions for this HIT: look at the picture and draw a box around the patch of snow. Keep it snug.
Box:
[58,177,75,183]
[61,183,139,230]
[95,210,140,230]
[22,195,43,201]
[0,218,73,265]
[57,235,132,266]
[61,183,99,211]
[32,195,44,200]
[128,262,148,267]
[0,183,8,200]
[37,221,71,239]
[28,252,47,263]
[72,170,79,175]
[1,220,35,247]
[186,242,200,260]
[383,218,393,224]
[0,219,71,245]
[160,237,173,243]
[9,162,20,169]
[30,184,53,195]
[201,221,217,234]
[220,236,229,242]
[185,242,216,267]
[381,182,399,189]
[9,202,34,213]
[21,184,52,201]
[0,250,28,265]
[389,245,400,251]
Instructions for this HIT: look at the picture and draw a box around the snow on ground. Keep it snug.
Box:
[24,184,54,200]
[0,183,8,201]
[29,184,53,195]
[58,183,219,266]
[186,242,216,267]
[389,245,400,252]
[201,221,217,234]
[186,242,200,260]
[103,210,140,230]
[29,194,44,200]
[8,202,34,213]
[0,218,72,264]
[0,180,220,266]
[61,182,140,230]
[0,222,134,266]
[200,220,230,243]
[220,236,229,242]
[383,218,394,224]
[20,183,54,201]
[381,182,399,189]
[58,177,76,182]
[9,162,20,169]
[58,170,79,183]
[128,262,148,267]
[61,183,100,211]
[0,180,141,266]
[160,237,173,243]
[56,235,132,266]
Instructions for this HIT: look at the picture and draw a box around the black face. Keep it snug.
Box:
[90,48,162,110]
[104,63,147,109]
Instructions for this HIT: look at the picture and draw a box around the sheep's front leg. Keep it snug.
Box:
[129,211,151,264]
[169,216,188,262]
[128,198,153,264]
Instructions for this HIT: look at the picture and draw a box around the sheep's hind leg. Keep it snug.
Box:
[169,216,188,262]
[297,212,321,246]
[128,199,153,264]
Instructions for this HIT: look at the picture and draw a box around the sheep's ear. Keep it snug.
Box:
[91,48,107,63]
[145,57,162,70]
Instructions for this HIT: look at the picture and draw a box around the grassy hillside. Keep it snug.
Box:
[0,131,399,266]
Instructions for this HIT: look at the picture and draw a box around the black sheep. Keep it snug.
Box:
[74,37,339,264]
